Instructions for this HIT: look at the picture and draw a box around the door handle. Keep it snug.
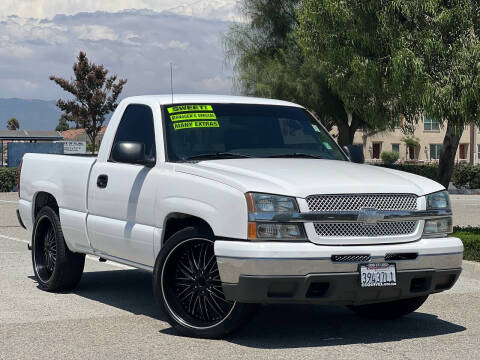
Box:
[97,174,108,188]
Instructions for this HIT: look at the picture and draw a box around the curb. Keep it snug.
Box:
[462,260,480,280]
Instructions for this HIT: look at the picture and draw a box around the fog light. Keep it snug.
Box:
[423,217,453,235]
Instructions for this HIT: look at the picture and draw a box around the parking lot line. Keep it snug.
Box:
[0,234,28,244]
[0,233,133,270]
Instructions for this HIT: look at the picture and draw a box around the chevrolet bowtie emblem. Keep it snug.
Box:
[357,208,385,225]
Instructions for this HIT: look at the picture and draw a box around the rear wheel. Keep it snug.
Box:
[32,206,85,291]
[153,227,256,338]
[348,295,429,320]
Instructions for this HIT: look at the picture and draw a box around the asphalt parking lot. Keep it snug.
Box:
[0,192,479,359]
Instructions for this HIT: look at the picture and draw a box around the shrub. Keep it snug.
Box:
[377,163,439,181]
[381,151,400,165]
[452,165,480,189]
[376,163,480,188]
[0,167,18,192]
[452,227,480,262]
[86,143,100,153]
[401,136,420,148]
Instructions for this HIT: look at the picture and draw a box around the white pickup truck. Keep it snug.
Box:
[17,95,463,338]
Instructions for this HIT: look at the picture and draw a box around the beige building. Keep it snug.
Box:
[343,117,479,165]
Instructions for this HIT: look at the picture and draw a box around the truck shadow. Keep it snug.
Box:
[228,303,467,349]
[39,269,466,348]
[62,269,164,320]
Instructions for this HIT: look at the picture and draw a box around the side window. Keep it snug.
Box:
[110,104,156,163]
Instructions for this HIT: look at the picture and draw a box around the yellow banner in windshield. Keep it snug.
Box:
[173,120,219,130]
[167,105,213,114]
[170,112,216,121]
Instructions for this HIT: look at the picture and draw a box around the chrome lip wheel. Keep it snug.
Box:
[33,216,57,283]
[162,238,235,328]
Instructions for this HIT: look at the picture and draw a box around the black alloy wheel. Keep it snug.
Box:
[153,226,257,338]
[33,215,57,283]
[162,238,235,326]
[32,206,85,292]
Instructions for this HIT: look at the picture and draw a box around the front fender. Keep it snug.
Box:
[155,173,248,240]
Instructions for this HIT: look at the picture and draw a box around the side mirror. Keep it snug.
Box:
[343,145,364,164]
[111,142,155,167]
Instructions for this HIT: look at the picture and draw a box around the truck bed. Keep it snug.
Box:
[19,153,97,231]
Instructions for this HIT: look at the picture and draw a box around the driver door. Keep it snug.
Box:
[87,104,158,267]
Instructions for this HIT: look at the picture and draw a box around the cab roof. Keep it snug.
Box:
[125,94,304,108]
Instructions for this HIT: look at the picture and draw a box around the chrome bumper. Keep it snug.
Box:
[215,237,464,284]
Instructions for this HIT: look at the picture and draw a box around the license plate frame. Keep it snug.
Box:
[360,262,397,288]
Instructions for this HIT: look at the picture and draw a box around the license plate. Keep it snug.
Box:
[360,263,397,287]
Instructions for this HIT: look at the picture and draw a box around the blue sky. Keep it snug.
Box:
[0,0,240,99]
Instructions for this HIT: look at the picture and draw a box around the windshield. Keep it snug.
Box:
[162,103,347,162]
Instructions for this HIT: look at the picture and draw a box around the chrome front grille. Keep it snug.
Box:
[306,194,417,212]
[313,221,417,237]
[306,194,418,238]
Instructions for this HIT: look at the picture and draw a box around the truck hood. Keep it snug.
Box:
[174,159,444,198]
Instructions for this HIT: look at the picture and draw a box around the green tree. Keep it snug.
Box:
[6,117,19,130]
[378,1,480,188]
[55,118,69,132]
[298,0,480,187]
[296,1,405,146]
[224,0,389,147]
[50,51,127,153]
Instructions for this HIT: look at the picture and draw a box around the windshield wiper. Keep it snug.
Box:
[266,153,324,159]
[182,152,253,161]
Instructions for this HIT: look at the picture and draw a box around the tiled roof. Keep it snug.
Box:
[61,126,107,139]
[60,128,86,139]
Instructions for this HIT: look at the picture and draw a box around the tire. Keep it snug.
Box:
[348,295,429,320]
[32,206,85,292]
[153,226,257,338]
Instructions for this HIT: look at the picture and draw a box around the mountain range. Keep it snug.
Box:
[0,98,61,131]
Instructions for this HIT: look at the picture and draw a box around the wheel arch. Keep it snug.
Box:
[161,212,214,246]
[33,191,59,219]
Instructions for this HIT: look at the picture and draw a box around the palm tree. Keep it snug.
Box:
[7,118,19,130]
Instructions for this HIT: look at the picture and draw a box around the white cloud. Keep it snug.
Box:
[153,40,190,50]
[73,25,118,41]
[202,75,232,92]
[0,0,240,21]
[0,9,234,99]
[0,18,68,45]
[168,40,189,50]
[0,42,32,58]
[22,80,39,89]
[1,79,39,96]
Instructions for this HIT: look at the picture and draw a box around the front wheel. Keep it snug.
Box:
[153,227,256,338]
[348,295,429,320]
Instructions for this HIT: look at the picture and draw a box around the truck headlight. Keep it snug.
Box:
[246,193,298,213]
[426,190,450,210]
[424,191,453,236]
[245,192,306,241]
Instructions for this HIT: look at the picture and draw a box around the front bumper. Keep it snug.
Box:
[222,269,461,305]
[215,236,463,304]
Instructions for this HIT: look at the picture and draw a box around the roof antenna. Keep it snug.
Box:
[170,62,174,104]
